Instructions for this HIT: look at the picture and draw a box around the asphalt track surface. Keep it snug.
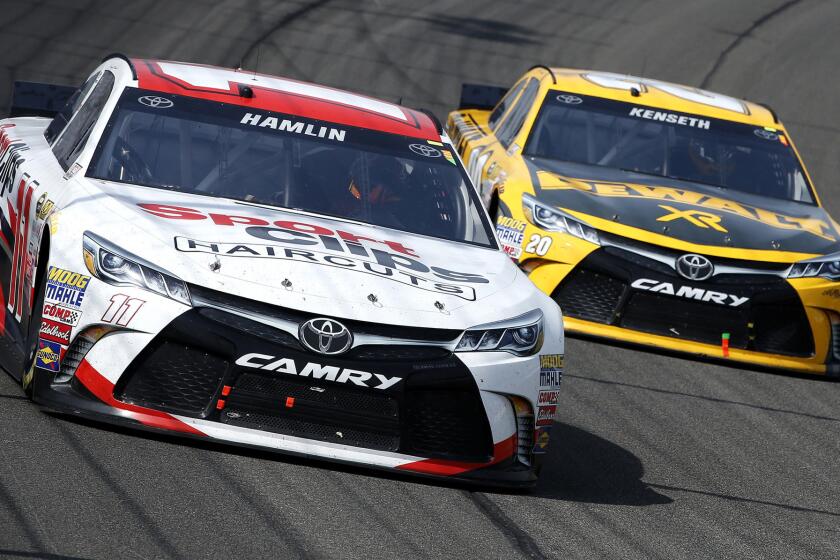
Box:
[1,1,840,558]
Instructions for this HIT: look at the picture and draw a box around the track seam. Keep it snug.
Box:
[464,491,547,560]
[700,0,804,88]
[238,0,335,69]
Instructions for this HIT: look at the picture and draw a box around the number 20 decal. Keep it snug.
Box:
[102,294,145,326]
[525,234,552,256]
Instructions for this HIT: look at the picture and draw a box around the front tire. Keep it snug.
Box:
[22,253,50,399]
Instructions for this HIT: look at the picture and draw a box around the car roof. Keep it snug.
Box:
[127,58,441,139]
[530,67,779,128]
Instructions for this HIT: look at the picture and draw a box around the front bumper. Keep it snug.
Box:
[528,242,840,376]
[33,304,548,487]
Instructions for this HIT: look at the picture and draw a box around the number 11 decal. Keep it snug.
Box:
[102,294,145,326]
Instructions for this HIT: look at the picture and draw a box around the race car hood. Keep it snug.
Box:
[526,158,840,257]
[81,181,527,330]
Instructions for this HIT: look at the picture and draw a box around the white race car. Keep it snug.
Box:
[3,55,564,487]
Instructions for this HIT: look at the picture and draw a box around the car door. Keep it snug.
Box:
[475,77,541,218]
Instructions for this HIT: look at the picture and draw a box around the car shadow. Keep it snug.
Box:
[47,411,669,506]
[530,423,672,505]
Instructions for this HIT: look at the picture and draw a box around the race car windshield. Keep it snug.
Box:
[524,92,815,204]
[88,90,496,248]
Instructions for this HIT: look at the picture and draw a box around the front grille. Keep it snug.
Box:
[115,341,229,416]
[199,307,301,349]
[113,309,492,461]
[555,247,814,357]
[553,269,625,324]
[347,345,451,361]
[622,291,748,347]
[405,389,493,461]
[56,335,95,382]
[221,372,400,451]
[190,283,461,343]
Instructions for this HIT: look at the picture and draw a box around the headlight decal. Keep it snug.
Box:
[522,193,600,245]
[788,256,840,281]
[455,309,544,356]
[83,233,191,306]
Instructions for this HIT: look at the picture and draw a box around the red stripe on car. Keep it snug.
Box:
[395,435,516,476]
[74,359,205,436]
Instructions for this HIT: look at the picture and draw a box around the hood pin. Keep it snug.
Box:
[368,293,382,307]
[434,301,449,314]
[281,278,292,290]
[209,257,221,272]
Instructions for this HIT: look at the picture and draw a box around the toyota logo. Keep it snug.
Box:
[675,254,714,281]
[299,318,353,355]
[408,144,441,158]
[556,94,583,105]
[138,95,173,108]
[754,128,778,141]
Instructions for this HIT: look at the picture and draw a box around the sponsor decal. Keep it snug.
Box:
[49,212,60,235]
[497,216,525,231]
[658,204,727,233]
[35,193,55,220]
[101,294,145,326]
[556,94,583,105]
[495,225,524,245]
[754,128,778,141]
[235,353,402,390]
[628,107,711,130]
[822,288,840,299]
[539,354,563,388]
[39,318,71,344]
[176,237,481,300]
[35,338,63,372]
[241,112,346,142]
[0,124,29,198]
[538,389,560,406]
[536,405,557,426]
[496,217,526,258]
[409,144,441,158]
[540,179,836,241]
[532,426,551,454]
[42,302,81,326]
[139,95,173,108]
[631,278,748,307]
[44,267,90,309]
[141,205,489,300]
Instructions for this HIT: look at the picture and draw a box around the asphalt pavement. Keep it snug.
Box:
[1,1,839,558]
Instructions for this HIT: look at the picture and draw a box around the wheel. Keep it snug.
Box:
[21,256,50,399]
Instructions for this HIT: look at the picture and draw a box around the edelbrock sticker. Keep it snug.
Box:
[39,319,71,345]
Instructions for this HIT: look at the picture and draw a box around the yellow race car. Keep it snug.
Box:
[448,66,840,376]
